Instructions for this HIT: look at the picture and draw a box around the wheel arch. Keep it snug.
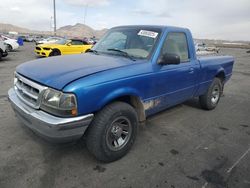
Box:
[52,48,61,54]
[97,89,146,122]
[84,48,91,53]
[6,43,13,50]
[215,70,225,83]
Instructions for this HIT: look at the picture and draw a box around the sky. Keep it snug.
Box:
[0,0,250,41]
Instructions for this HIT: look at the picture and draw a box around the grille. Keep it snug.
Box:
[36,47,41,50]
[14,73,46,109]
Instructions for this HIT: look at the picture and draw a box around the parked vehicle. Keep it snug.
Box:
[0,35,19,51]
[205,45,220,53]
[36,37,62,45]
[195,43,219,53]
[33,36,44,43]
[8,25,234,162]
[26,36,35,42]
[34,39,93,57]
[195,43,206,51]
[18,35,28,41]
[0,40,8,59]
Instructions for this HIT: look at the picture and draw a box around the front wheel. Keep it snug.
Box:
[49,49,61,56]
[86,102,138,162]
[199,78,222,110]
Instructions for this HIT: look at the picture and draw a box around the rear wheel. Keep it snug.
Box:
[86,102,138,162]
[199,78,222,110]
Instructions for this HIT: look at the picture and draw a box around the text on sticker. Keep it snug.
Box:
[138,30,158,38]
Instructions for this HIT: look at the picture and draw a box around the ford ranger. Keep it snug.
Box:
[8,25,234,162]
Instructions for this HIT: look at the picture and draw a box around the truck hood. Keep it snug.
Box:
[16,53,134,90]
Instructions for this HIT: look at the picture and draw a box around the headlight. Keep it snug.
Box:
[40,88,78,117]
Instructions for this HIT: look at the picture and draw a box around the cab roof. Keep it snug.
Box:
[111,25,189,31]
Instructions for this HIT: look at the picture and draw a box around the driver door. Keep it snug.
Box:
[149,32,198,113]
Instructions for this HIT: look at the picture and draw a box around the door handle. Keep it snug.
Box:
[189,68,194,74]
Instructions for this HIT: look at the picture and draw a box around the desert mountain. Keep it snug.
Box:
[56,23,107,38]
[0,23,31,34]
[0,23,108,38]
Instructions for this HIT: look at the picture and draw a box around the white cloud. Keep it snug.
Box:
[63,0,110,7]
[0,0,53,30]
[128,0,250,40]
[10,7,21,11]
[0,0,249,40]
[131,9,171,18]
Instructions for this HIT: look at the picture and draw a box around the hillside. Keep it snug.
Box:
[0,23,32,34]
[56,23,107,38]
[0,23,107,38]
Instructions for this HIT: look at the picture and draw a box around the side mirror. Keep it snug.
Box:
[158,53,180,65]
[66,42,72,46]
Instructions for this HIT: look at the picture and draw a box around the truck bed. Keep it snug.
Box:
[196,55,234,96]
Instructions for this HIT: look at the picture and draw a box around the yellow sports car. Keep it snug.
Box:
[34,38,93,57]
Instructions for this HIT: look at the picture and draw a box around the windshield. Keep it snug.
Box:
[93,27,161,59]
[55,39,68,45]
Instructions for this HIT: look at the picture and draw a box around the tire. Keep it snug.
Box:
[6,44,12,52]
[2,51,8,57]
[49,49,61,56]
[199,78,222,110]
[0,51,2,60]
[86,102,138,162]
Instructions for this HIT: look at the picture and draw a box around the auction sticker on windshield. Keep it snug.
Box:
[138,30,158,38]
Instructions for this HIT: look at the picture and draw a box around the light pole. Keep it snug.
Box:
[50,16,53,34]
[53,0,57,36]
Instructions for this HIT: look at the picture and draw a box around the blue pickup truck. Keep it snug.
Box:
[8,25,234,162]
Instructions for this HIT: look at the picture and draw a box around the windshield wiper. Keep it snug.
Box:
[86,49,99,55]
[107,48,136,61]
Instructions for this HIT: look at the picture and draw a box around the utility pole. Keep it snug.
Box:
[50,16,53,34]
[53,0,57,36]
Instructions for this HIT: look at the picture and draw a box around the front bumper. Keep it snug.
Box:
[34,48,51,57]
[8,88,94,143]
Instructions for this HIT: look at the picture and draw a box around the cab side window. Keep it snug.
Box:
[71,40,84,45]
[82,41,88,45]
[161,33,189,62]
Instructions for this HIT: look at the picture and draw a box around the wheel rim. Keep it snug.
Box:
[211,85,220,104]
[106,116,132,151]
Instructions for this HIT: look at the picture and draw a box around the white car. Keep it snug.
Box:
[36,37,62,45]
[195,43,206,52]
[0,35,19,51]
[195,43,219,53]
[0,40,8,59]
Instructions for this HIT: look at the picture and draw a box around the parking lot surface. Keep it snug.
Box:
[0,43,250,188]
